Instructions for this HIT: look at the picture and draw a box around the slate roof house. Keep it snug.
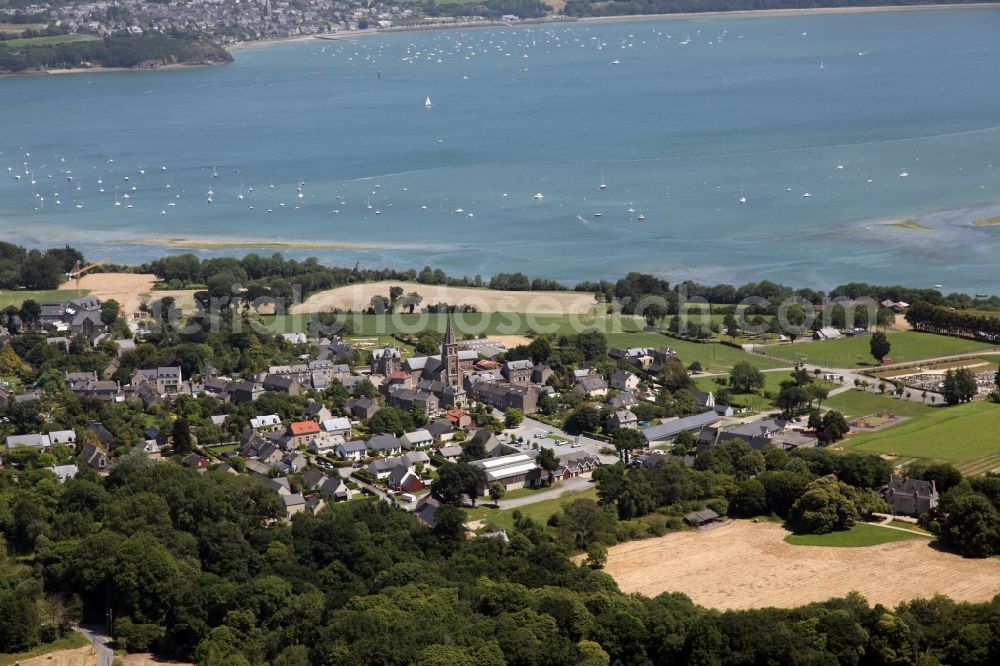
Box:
[80,442,109,472]
[39,296,105,337]
[467,381,540,414]
[606,409,638,432]
[642,411,722,445]
[346,397,380,420]
[335,440,369,461]
[131,366,184,395]
[882,477,939,516]
[367,434,403,456]
[573,375,609,398]
[501,359,534,384]
[262,374,301,396]
[610,370,640,392]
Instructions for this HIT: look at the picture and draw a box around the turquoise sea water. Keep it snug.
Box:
[2,8,1000,291]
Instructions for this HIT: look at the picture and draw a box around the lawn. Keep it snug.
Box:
[841,400,1000,469]
[823,390,937,420]
[604,332,785,374]
[888,520,930,534]
[0,631,89,666]
[0,288,82,308]
[464,485,598,532]
[263,313,781,373]
[756,332,998,368]
[694,370,836,410]
[0,23,45,34]
[784,523,928,548]
[265,312,646,337]
[0,33,100,47]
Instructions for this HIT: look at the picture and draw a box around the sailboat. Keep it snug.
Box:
[425,96,432,109]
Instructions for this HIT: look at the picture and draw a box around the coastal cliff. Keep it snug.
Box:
[0,33,233,76]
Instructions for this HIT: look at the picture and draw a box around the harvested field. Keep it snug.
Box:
[602,521,1000,610]
[14,646,94,666]
[290,281,597,315]
[58,273,198,315]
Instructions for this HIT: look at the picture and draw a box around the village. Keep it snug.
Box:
[3,285,976,534]
[0,0,541,47]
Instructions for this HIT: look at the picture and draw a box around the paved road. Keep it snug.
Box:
[494,476,594,509]
[77,624,114,666]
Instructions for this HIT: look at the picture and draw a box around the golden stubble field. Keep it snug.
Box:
[290,281,597,315]
[602,521,1000,610]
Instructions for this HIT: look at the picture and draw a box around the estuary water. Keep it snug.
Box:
[2,7,1000,292]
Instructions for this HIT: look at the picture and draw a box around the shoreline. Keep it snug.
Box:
[112,237,430,251]
[576,3,999,24]
[2,4,996,77]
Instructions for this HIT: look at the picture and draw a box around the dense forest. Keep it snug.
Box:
[561,0,1000,18]
[0,242,83,290]
[2,454,1000,664]
[0,32,232,74]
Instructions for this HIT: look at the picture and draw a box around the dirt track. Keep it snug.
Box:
[602,521,1000,610]
[290,281,597,315]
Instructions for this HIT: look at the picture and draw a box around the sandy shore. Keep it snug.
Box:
[601,521,1000,610]
[41,61,225,76]
[115,237,400,251]
[882,219,932,231]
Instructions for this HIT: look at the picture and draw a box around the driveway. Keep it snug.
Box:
[77,624,114,666]
[494,476,595,509]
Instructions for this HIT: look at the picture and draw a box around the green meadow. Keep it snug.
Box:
[784,523,929,548]
[756,332,998,368]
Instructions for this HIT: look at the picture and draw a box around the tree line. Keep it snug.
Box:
[0,242,83,290]
[0,32,232,74]
[2,452,1000,664]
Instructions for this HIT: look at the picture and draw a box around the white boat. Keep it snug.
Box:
[610,59,620,65]
[899,171,909,178]
[425,96,433,109]
[533,193,544,200]
[636,214,646,221]
[738,196,747,204]
[598,168,607,190]
[802,192,812,198]
[593,212,603,218]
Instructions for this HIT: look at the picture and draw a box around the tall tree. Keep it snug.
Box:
[869,332,891,364]
[172,417,193,455]
[730,362,764,393]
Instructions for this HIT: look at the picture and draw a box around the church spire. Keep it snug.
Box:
[445,311,455,345]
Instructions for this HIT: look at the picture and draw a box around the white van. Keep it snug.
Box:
[399,493,416,503]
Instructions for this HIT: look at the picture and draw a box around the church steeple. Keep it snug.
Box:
[444,311,456,346]
[442,311,461,390]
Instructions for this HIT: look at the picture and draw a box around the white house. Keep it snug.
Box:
[320,416,352,437]
[250,414,283,431]
[401,429,433,450]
